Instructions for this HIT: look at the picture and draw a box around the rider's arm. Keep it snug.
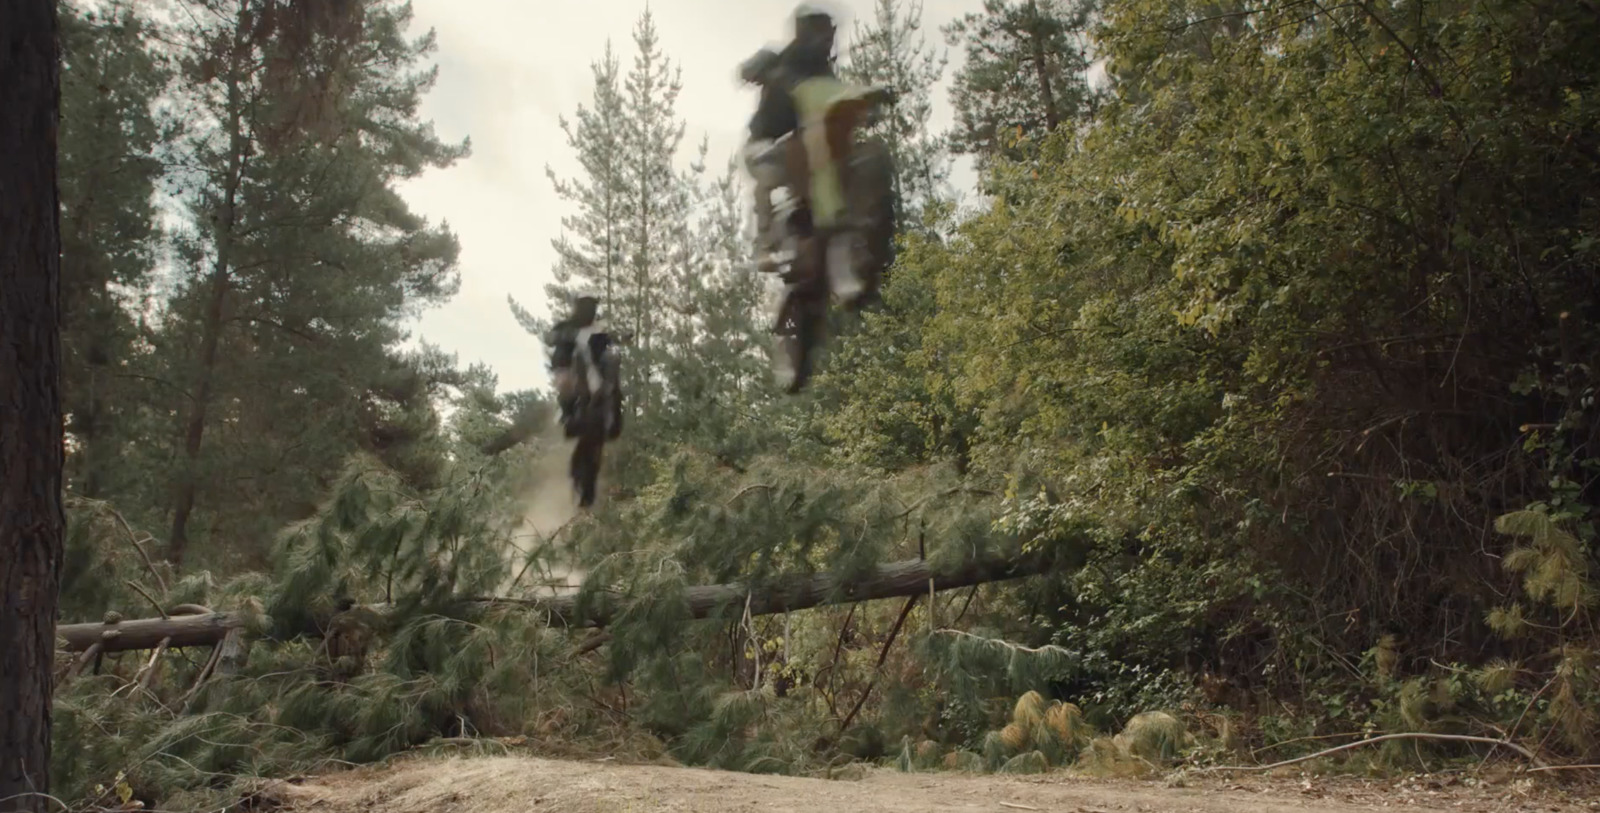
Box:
[545,319,577,366]
[748,83,797,142]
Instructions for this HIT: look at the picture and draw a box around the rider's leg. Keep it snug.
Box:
[743,140,784,254]
[797,114,846,230]
[791,78,866,306]
[821,226,863,303]
[553,367,577,420]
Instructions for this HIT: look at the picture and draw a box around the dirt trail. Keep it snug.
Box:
[273,755,1597,813]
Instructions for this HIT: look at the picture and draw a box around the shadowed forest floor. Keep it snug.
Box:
[267,755,1600,813]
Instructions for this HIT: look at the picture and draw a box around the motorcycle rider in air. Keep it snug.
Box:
[544,293,625,509]
[740,3,871,307]
[544,294,622,440]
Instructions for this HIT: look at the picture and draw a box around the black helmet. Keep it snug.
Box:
[792,3,837,53]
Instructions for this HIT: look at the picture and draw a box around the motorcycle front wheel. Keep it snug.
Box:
[773,295,825,394]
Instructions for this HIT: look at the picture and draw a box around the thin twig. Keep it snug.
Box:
[126,579,169,619]
[67,642,104,680]
[136,636,174,691]
[1200,732,1548,772]
[1250,731,1370,757]
[893,487,999,520]
[998,803,1041,811]
[725,483,777,506]
[742,592,760,689]
[949,584,981,627]
[817,602,859,716]
[1504,672,1558,749]
[932,628,1075,657]
[508,515,578,592]
[837,595,919,734]
[79,497,169,594]
[0,792,71,812]
[178,642,226,711]
[1351,0,1464,131]
[1525,764,1600,773]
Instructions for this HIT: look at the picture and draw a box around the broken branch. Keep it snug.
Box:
[1201,732,1549,772]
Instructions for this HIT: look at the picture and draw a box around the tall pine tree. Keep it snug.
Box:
[653,155,776,451]
[157,0,466,568]
[943,0,1099,168]
[529,41,628,334]
[58,1,170,502]
[619,8,690,412]
[516,8,692,423]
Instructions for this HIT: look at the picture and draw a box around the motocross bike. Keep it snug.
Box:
[554,325,625,508]
[752,82,897,394]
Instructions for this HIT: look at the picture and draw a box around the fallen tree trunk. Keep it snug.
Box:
[56,551,1050,654]
[551,552,1049,626]
[57,610,243,654]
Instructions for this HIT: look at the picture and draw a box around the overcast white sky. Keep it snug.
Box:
[390,0,985,395]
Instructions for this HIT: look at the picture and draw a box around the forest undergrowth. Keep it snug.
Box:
[42,0,1600,809]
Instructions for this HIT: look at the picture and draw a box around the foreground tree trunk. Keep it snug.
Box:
[57,551,1053,652]
[0,1,66,810]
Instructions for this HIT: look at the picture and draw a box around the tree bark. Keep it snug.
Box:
[0,1,66,810]
[57,551,1051,653]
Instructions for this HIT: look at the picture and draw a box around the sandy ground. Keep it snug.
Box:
[269,755,1600,813]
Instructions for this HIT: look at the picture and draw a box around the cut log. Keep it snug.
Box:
[56,610,242,653]
[56,551,1051,653]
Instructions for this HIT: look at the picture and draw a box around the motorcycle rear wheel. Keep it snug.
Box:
[774,294,825,394]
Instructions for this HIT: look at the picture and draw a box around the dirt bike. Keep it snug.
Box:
[553,325,625,508]
[752,82,897,394]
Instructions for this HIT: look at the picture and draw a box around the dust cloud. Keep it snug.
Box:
[502,425,586,597]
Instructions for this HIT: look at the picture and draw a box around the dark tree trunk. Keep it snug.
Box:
[0,1,66,810]
[166,269,229,566]
[1026,0,1060,132]
[167,15,248,567]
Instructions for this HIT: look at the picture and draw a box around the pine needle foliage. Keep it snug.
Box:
[51,452,608,806]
